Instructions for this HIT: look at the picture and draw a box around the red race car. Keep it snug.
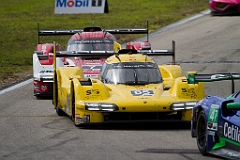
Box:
[210,0,240,15]
[33,24,148,98]
[126,41,151,50]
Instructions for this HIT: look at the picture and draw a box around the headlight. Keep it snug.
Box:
[85,103,119,111]
[170,101,197,111]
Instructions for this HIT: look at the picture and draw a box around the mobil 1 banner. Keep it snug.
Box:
[55,0,108,14]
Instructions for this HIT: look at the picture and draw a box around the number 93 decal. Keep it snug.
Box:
[131,90,154,96]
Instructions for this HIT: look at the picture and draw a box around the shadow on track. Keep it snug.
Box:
[35,96,53,100]
[79,121,191,131]
[137,148,226,159]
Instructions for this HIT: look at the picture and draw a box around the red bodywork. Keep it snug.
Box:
[80,58,106,78]
[36,43,61,65]
[70,31,116,41]
[65,31,116,78]
[33,80,50,93]
[34,43,61,97]
[126,41,151,50]
[34,30,117,97]
[210,0,240,15]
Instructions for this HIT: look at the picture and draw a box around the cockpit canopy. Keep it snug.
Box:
[100,62,162,85]
[67,39,114,51]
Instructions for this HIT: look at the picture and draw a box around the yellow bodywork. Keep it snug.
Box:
[54,53,205,126]
[113,41,121,51]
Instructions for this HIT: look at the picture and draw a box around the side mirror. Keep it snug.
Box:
[226,102,240,110]
[114,41,121,52]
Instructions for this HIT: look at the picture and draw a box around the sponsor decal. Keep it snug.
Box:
[40,70,53,73]
[56,0,89,7]
[207,104,219,131]
[84,74,98,79]
[223,122,240,143]
[181,88,197,99]
[210,74,227,80]
[55,0,107,14]
[83,59,101,64]
[86,89,100,95]
[85,74,92,78]
[75,39,112,43]
[76,114,82,122]
[211,148,240,159]
[35,86,40,90]
[131,90,154,96]
[41,85,47,92]
[82,65,102,71]
[41,44,47,54]
[123,65,153,68]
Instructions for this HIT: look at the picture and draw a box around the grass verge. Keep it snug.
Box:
[0,0,209,89]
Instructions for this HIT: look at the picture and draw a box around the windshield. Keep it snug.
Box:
[67,40,114,51]
[102,62,162,85]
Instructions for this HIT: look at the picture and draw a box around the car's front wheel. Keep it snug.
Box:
[56,105,65,116]
[196,110,208,155]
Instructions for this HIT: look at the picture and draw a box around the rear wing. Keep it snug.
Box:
[136,40,175,64]
[52,40,176,66]
[37,22,149,44]
[188,72,240,93]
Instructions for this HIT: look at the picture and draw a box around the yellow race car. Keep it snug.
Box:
[53,41,205,126]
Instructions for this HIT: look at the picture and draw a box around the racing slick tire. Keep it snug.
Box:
[196,110,208,156]
[56,105,65,116]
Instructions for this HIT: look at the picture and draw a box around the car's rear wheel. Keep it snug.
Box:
[196,110,208,155]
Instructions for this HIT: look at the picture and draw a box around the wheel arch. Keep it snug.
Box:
[192,105,206,136]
